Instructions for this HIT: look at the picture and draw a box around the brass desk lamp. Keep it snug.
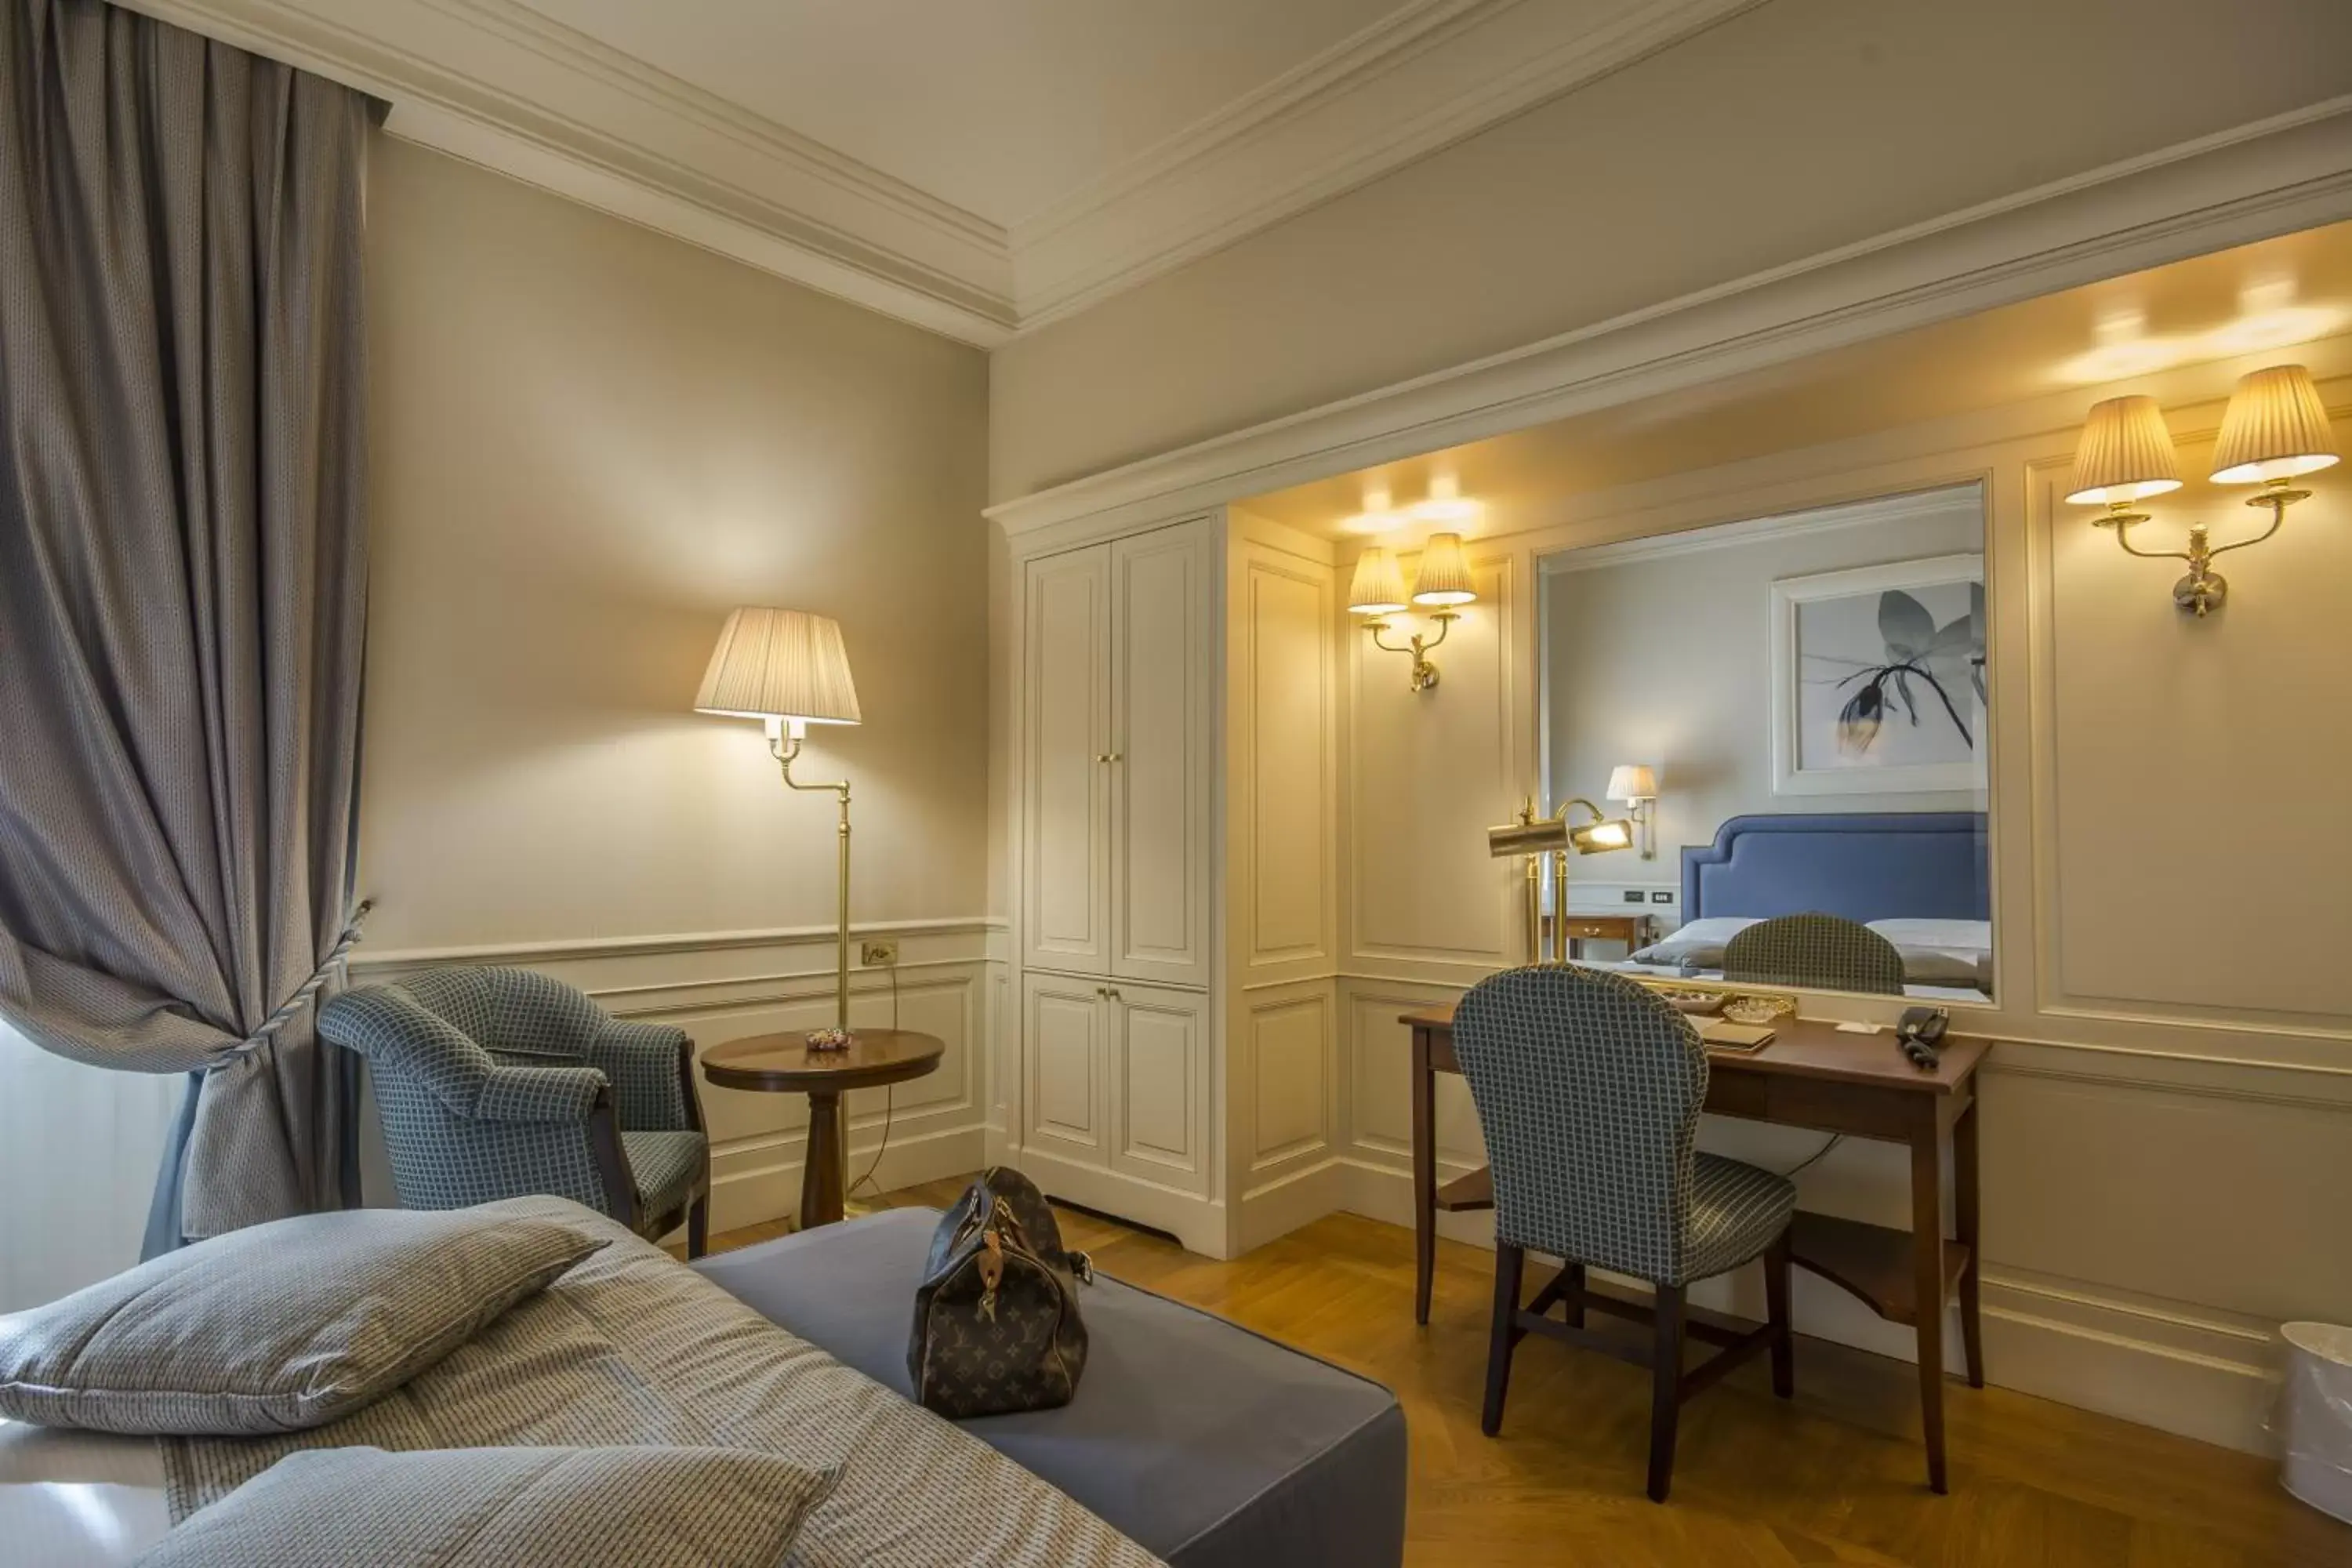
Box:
[1489,797,1635,964]
[695,607,863,1047]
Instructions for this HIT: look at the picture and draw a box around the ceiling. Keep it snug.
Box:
[1242,219,2352,542]
[518,0,1403,230]
[122,0,1761,343]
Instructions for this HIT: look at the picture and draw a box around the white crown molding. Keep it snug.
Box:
[114,0,1755,347]
[117,0,1021,344]
[986,98,2352,536]
[1009,0,1764,329]
[1535,484,1983,573]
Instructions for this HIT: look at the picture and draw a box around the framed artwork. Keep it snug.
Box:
[1769,554,1986,797]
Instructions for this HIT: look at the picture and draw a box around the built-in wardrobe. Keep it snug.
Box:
[996,506,1341,1258]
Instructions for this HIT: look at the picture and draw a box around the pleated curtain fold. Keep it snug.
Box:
[0,0,371,1243]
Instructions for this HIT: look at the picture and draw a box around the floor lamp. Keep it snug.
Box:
[695,606,863,1048]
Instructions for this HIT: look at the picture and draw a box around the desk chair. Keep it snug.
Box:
[1452,966,1796,1502]
[1724,912,1905,994]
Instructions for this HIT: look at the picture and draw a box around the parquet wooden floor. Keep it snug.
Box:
[702,1179,2350,1567]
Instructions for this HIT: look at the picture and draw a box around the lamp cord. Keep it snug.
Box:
[846,964,899,1202]
[1779,1134,1842,1178]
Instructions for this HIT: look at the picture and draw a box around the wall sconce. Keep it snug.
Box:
[1606,763,1660,859]
[2067,364,2339,617]
[1348,532,1477,691]
[1488,797,1635,964]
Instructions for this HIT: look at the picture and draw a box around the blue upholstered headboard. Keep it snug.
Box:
[1680,812,1990,924]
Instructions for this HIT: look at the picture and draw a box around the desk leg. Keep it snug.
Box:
[1955,1096,1984,1390]
[1412,1025,1436,1327]
[1911,1129,1949,1494]
[801,1088,847,1231]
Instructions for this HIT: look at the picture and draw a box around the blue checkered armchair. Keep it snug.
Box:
[321,967,710,1257]
[1451,965,1797,1502]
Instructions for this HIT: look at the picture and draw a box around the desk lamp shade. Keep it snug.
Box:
[2065,395,2182,506]
[695,608,862,727]
[2209,364,2340,485]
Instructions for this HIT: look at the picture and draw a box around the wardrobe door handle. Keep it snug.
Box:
[1095,753,1123,764]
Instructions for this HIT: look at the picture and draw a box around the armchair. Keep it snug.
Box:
[321,967,710,1256]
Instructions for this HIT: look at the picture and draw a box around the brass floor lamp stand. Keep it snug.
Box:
[772,729,854,1047]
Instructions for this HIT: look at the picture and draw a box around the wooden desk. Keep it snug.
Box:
[1406,1000,1986,1493]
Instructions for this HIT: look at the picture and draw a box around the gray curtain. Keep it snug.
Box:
[0,0,370,1242]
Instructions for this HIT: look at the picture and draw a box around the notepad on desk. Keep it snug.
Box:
[1698,1018,1775,1052]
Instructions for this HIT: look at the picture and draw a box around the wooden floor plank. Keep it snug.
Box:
[689,1178,2351,1568]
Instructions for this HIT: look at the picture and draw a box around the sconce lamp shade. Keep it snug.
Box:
[2209,364,2339,485]
[694,607,862,724]
[1346,547,1409,615]
[1410,531,1477,607]
[2065,395,2183,506]
[1606,764,1658,802]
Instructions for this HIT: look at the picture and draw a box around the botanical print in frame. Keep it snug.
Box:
[1769,554,1986,797]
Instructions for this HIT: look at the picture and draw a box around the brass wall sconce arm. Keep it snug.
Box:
[1364,609,1456,692]
[2094,484,2299,618]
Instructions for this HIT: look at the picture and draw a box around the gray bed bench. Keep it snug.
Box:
[694,1207,1408,1568]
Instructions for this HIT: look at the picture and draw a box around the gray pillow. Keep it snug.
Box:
[0,1206,605,1436]
[131,1446,839,1568]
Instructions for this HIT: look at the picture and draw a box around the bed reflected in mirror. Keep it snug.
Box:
[1535,483,1993,1005]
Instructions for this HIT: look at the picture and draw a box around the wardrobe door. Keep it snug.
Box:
[1109,522,1212,988]
[1107,982,1211,1195]
[1022,972,1107,1165]
[1021,544,1112,977]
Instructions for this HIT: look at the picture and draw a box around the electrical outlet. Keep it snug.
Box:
[1621,888,1646,904]
[1650,890,1675,905]
[859,938,899,967]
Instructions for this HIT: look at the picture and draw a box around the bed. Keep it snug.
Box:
[0,1197,1162,1568]
[695,1207,1406,1568]
[1616,811,1993,998]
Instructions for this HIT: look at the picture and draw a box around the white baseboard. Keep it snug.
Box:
[1336,1152,2278,1456]
[1236,1158,1349,1254]
[1010,1145,1231,1258]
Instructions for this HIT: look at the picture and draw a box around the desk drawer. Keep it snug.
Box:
[1563,918,1637,942]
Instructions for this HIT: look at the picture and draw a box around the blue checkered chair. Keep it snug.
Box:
[1451,965,1797,1502]
[1723,912,1906,995]
[321,967,710,1257]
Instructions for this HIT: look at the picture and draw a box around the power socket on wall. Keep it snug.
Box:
[859,938,899,967]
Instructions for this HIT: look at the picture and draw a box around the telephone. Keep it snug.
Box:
[1895,1006,1948,1070]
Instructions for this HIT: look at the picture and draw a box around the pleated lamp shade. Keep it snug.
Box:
[1347,546,1409,615]
[2065,395,2182,506]
[2209,364,2340,485]
[694,608,862,725]
[1410,532,1477,607]
[1606,763,1658,802]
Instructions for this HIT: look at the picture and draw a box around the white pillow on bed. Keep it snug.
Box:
[1867,920,1992,989]
[1628,916,1759,971]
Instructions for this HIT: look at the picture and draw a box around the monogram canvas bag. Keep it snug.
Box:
[908,1167,1093,1418]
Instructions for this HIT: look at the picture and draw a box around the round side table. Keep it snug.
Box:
[701,1028,945,1231]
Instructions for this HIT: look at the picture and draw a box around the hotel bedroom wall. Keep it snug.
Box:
[1327,347,2352,1453]
[350,139,997,1232]
[987,0,2352,504]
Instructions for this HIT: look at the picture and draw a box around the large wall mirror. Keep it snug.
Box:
[1536,483,1993,1005]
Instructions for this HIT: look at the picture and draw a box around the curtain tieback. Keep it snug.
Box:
[215,899,376,1065]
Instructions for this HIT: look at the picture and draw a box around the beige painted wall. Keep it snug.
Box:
[989,0,2352,503]
[360,139,990,952]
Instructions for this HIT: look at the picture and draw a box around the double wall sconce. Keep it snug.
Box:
[1348,531,1476,691]
[2067,363,2339,617]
